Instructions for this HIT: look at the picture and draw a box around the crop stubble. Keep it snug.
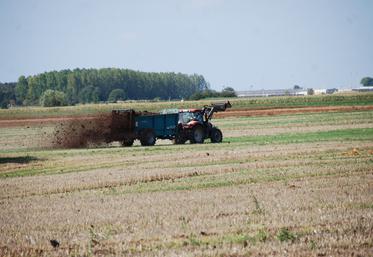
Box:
[0,107,372,256]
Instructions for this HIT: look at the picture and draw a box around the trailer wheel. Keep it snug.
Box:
[140,129,156,146]
[190,125,205,144]
[210,128,223,143]
[121,138,134,147]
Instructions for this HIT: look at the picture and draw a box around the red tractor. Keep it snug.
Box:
[174,101,232,144]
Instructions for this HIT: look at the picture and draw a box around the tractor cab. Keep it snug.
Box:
[179,109,204,126]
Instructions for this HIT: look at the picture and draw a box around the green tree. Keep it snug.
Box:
[39,89,67,107]
[26,76,41,105]
[92,87,100,103]
[360,77,373,87]
[189,89,218,100]
[15,76,28,104]
[78,85,99,103]
[46,72,57,90]
[221,87,237,97]
[66,73,79,104]
[0,83,16,108]
[108,88,126,102]
[189,91,203,100]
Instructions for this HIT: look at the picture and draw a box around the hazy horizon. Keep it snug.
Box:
[1,0,372,90]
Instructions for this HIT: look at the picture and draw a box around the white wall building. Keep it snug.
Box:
[313,89,327,95]
[352,86,373,92]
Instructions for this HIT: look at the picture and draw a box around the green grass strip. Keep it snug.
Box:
[226,128,373,145]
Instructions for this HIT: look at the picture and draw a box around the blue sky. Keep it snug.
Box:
[0,0,372,90]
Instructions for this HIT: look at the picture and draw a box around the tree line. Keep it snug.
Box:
[0,82,16,108]
[189,87,237,100]
[361,77,373,87]
[1,68,211,107]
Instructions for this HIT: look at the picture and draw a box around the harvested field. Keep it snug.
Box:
[215,105,373,118]
[0,103,372,256]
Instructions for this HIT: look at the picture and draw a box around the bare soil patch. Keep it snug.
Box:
[0,116,98,128]
[215,105,373,118]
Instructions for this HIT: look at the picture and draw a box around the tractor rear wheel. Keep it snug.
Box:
[121,138,134,147]
[140,129,156,146]
[190,125,205,144]
[210,128,223,143]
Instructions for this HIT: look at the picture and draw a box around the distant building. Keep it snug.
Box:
[237,87,369,97]
[352,86,373,92]
[313,89,327,95]
[326,88,338,94]
[338,88,353,93]
[237,89,307,98]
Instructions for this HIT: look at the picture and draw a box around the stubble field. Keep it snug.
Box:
[0,97,373,256]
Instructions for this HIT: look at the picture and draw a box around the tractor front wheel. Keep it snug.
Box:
[210,128,223,143]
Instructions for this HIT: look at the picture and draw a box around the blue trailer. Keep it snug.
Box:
[108,109,179,146]
[135,113,179,146]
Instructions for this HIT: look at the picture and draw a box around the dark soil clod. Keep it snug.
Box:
[50,239,60,248]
